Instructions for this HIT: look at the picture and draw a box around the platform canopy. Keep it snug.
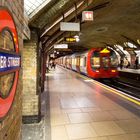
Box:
[24,0,52,18]
[24,0,140,55]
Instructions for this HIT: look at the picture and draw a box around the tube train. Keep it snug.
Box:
[57,48,119,79]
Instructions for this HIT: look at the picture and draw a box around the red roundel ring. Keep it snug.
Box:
[0,8,20,119]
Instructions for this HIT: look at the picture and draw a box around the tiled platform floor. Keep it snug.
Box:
[46,66,140,140]
[22,66,140,140]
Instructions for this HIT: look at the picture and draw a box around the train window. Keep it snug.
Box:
[76,57,80,66]
[0,30,15,51]
[70,58,72,64]
[91,51,100,69]
[74,58,76,65]
[110,51,118,67]
[80,57,86,67]
[72,58,76,65]
[102,57,109,68]
[84,57,87,67]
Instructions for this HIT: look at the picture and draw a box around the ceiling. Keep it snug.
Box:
[28,0,140,54]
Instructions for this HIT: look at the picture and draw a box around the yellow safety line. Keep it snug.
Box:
[78,74,140,106]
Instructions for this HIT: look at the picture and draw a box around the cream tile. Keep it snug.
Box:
[108,133,140,140]
[99,103,123,111]
[109,110,138,120]
[60,97,79,109]
[62,109,81,113]
[90,111,115,122]
[74,97,96,108]
[51,113,70,126]
[68,113,92,123]
[66,123,97,139]
[81,107,101,112]
[50,107,62,115]
[51,125,69,140]
[92,121,125,136]
[77,137,108,140]
[115,119,140,133]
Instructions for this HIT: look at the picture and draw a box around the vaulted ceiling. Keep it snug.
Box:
[28,0,140,54]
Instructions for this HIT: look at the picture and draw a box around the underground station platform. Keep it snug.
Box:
[23,66,140,140]
[0,0,140,140]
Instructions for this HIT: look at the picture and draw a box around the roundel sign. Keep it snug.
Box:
[0,8,20,119]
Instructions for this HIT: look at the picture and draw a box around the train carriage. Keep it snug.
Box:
[57,48,118,79]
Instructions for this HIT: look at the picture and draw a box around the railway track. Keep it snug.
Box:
[101,78,140,99]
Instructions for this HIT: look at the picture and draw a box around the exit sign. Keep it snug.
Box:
[82,11,93,21]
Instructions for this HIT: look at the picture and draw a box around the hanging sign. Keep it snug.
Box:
[60,22,80,31]
[82,11,93,21]
[54,44,68,49]
[64,37,76,43]
[0,8,20,119]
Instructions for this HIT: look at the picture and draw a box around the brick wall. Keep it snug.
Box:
[0,0,23,140]
[22,31,41,123]
[22,43,39,116]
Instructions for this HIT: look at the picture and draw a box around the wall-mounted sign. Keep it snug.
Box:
[82,11,93,21]
[0,8,20,119]
[54,44,68,49]
[60,22,80,31]
[64,37,76,43]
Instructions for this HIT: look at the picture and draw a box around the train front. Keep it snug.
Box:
[87,48,119,79]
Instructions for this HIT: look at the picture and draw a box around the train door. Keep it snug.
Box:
[69,57,72,69]
[100,54,110,69]
[65,57,67,67]
[76,56,80,72]
[100,48,110,77]
[80,56,87,74]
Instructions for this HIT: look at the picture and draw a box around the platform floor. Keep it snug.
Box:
[45,66,140,140]
[118,67,140,74]
[22,66,140,140]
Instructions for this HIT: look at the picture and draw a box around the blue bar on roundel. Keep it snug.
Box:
[0,52,21,72]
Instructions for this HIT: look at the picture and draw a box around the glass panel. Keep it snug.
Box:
[80,57,86,67]
[84,57,86,67]
[91,51,100,70]
[102,57,109,68]
[24,0,52,18]
[110,50,119,67]
[76,57,80,66]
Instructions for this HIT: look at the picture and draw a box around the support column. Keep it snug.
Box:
[22,29,41,123]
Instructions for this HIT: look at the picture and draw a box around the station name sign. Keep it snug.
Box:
[0,52,20,72]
